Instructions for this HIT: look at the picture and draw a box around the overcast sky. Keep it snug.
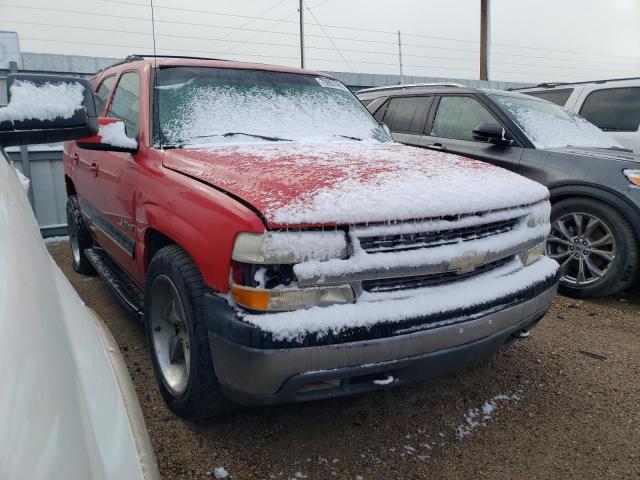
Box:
[1,0,639,83]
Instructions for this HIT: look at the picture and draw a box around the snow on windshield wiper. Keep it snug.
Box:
[333,134,362,141]
[188,132,292,143]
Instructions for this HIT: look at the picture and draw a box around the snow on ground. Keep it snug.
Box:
[243,256,558,341]
[99,122,138,149]
[44,235,69,245]
[213,466,230,478]
[455,392,522,439]
[0,80,85,123]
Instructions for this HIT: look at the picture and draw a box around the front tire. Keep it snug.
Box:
[66,195,94,275]
[547,198,638,298]
[144,245,234,419]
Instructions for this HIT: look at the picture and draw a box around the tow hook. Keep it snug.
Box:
[514,329,530,338]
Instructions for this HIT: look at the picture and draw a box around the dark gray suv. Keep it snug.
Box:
[358,84,640,299]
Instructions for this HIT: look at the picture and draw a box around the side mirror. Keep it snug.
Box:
[472,123,512,146]
[0,74,98,147]
[76,117,138,153]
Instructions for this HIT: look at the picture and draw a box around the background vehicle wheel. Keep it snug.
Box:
[546,198,638,299]
[66,195,94,275]
[144,245,235,419]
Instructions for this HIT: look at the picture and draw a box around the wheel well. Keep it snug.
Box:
[146,229,176,267]
[549,191,640,242]
[65,175,76,197]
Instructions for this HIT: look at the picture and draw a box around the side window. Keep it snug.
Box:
[524,88,573,106]
[430,96,497,141]
[579,87,640,132]
[383,96,431,134]
[373,99,390,122]
[107,71,140,138]
[94,75,117,115]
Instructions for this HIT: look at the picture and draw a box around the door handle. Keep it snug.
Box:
[90,162,99,177]
[427,143,448,152]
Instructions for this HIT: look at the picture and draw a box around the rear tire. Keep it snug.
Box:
[144,245,235,419]
[66,195,94,275]
[547,198,638,299]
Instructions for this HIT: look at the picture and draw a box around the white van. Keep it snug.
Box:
[516,78,640,152]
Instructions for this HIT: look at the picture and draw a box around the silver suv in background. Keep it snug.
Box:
[515,78,640,152]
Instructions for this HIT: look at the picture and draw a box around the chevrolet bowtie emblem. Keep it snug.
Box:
[447,251,488,274]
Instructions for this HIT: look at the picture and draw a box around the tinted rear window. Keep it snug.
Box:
[383,96,431,134]
[579,87,640,132]
[523,88,573,106]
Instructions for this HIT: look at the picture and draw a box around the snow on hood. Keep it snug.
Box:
[163,142,549,228]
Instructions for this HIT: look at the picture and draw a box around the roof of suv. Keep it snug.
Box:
[356,84,537,101]
[99,55,331,78]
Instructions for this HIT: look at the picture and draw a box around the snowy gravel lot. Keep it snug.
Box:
[49,242,640,480]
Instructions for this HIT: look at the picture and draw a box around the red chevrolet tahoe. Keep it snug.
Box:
[64,56,559,419]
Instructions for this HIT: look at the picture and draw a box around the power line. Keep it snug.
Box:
[305,3,354,72]
[219,0,289,42]
[6,2,639,64]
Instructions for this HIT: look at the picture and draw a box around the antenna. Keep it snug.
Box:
[149,0,160,148]
[150,0,158,64]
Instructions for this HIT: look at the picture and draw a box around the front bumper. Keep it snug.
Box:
[204,275,558,406]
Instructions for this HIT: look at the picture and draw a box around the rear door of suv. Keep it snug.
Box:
[375,95,433,145]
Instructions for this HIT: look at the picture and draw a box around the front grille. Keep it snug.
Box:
[357,218,519,254]
[362,256,513,293]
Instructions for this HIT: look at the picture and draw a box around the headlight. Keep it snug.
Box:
[522,241,546,266]
[232,231,348,264]
[231,283,355,312]
[623,169,640,187]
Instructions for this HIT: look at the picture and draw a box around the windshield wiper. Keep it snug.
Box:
[333,134,362,141]
[189,132,292,143]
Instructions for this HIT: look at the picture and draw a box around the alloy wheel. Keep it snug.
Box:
[546,212,616,287]
[149,274,192,396]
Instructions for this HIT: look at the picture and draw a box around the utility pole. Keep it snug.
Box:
[397,30,404,84]
[299,0,305,68]
[480,0,490,80]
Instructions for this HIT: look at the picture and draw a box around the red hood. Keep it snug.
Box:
[162,142,549,228]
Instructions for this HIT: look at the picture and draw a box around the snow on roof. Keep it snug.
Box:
[0,80,85,123]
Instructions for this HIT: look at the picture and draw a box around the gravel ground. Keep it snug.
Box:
[49,242,640,480]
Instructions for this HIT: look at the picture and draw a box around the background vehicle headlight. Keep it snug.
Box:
[231,283,355,312]
[232,231,348,264]
[522,241,546,266]
[623,169,640,187]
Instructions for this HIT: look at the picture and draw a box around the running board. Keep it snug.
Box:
[85,248,144,321]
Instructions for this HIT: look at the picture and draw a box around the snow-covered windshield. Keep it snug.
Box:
[155,67,390,147]
[490,93,622,150]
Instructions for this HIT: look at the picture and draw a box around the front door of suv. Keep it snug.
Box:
[421,94,525,174]
[88,70,142,281]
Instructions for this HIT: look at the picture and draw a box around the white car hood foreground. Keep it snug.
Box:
[0,157,158,479]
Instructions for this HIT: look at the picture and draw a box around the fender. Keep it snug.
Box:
[548,181,640,240]
[141,198,263,293]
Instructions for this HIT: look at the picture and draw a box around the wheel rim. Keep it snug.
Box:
[68,211,81,266]
[149,274,191,396]
[546,212,616,288]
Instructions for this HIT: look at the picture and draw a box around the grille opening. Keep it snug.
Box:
[362,256,513,293]
[357,218,519,254]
